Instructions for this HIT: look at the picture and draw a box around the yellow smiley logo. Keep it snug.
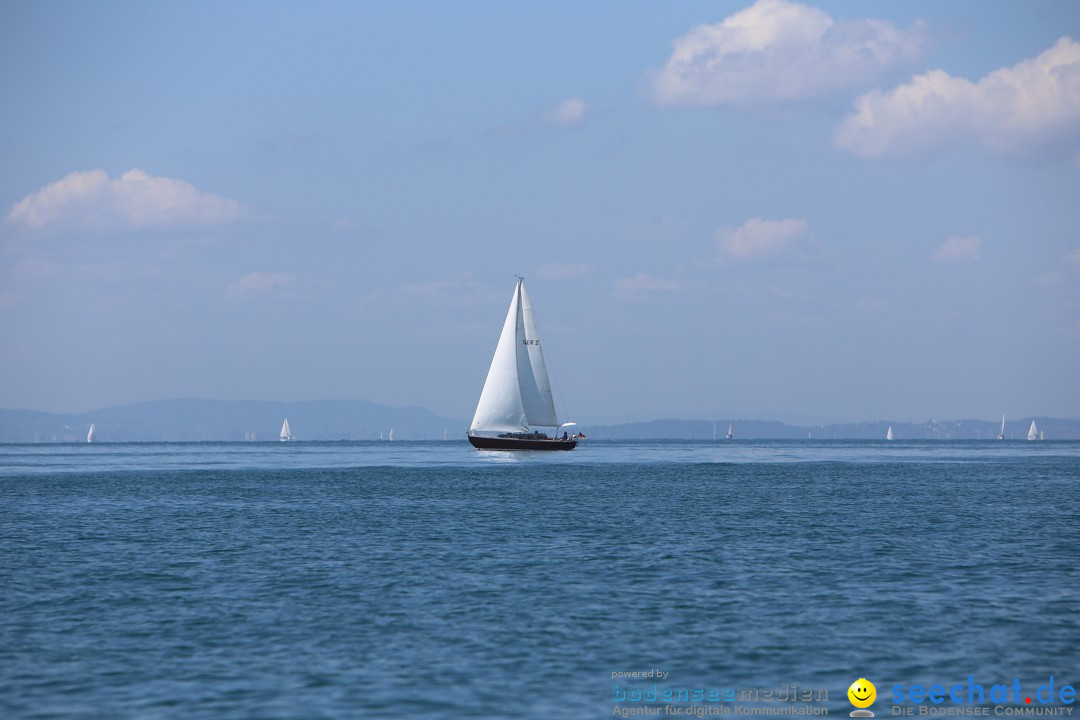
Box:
[848,678,876,709]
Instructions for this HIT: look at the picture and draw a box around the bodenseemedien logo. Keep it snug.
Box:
[849,678,877,717]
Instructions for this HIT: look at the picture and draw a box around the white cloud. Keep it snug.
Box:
[716,217,809,260]
[7,169,245,231]
[834,37,1080,159]
[649,0,927,107]
[614,272,685,292]
[226,271,295,298]
[932,236,982,263]
[539,262,592,280]
[539,98,588,125]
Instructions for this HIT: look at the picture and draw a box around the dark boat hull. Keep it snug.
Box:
[468,435,578,451]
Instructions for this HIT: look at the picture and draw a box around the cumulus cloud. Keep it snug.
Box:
[7,169,245,231]
[834,37,1080,159]
[716,217,809,260]
[226,271,295,298]
[538,98,588,125]
[649,0,928,107]
[932,236,983,263]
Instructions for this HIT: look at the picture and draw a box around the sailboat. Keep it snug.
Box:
[468,278,577,450]
[726,421,734,440]
[279,419,293,442]
[388,428,395,442]
[886,426,894,441]
[1027,419,1037,441]
[998,414,1006,440]
[87,423,96,443]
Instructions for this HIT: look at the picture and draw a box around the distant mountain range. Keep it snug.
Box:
[581,417,1080,441]
[1,400,1077,442]
[0,399,467,443]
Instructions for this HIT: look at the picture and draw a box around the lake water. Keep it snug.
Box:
[2,440,1077,719]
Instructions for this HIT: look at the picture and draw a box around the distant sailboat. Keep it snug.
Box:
[998,414,1006,440]
[886,426,894,441]
[388,428,395,442]
[467,277,577,450]
[87,423,96,443]
[726,421,734,440]
[1027,419,1037,441]
[280,419,293,442]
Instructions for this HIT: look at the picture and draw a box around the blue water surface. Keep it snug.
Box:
[1,440,1077,718]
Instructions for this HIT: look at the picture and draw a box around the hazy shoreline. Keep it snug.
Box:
[3,400,1077,442]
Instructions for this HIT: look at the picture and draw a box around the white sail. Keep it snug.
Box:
[886,426,894,441]
[87,423,96,443]
[388,428,395,442]
[727,421,734,439]
[998,414,1005,440]
[518,281,559,428]
[470,278,562,434]
[280,419,292,442]
[1027,420,1037,441]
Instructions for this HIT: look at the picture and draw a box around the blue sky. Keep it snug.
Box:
[1,0,1078,424]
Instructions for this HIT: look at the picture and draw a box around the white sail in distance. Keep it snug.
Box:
[87,423,96,443]
[1027,420,1037,441]
[471,278,560,434]
[280,419,292,441]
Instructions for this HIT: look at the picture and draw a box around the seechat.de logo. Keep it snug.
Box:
[849,678,877,717]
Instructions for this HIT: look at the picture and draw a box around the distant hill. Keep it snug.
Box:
[1,401,1077,442]
[0,399,468,443]
[580,417,1080,441]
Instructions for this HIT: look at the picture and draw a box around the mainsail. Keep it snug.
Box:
[87,423,96,443]
[280,419,292,442]
[471,278,560,434]
[1027,420,1037,441]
